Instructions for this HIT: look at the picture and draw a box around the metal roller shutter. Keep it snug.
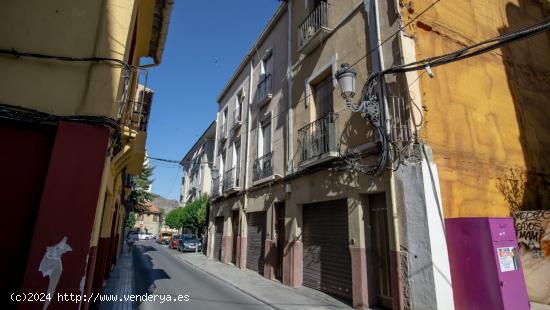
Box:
[303,199,352,300]
[213,216,224,261]
[246,211,266,274]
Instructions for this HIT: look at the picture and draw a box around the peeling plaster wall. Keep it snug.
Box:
[402,0,550,217]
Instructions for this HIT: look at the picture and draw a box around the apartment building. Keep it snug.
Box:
[207,0,550,309]
[205,1,450,309]
[0,0,173,307]
[208,4,290,275]
[180,121,216,205]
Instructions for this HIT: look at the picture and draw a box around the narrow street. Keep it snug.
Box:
[131,241,271,310]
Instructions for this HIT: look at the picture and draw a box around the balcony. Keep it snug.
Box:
[253,152,273,183]
[222,167,242,193]
[256,74,272,107]
[118,100,151,134]
[298,112,338,167]
[212,176,222,198]
[232,109,242,130]
[298,1,331,55]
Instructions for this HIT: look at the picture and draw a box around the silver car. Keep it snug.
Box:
[178,235,202,252]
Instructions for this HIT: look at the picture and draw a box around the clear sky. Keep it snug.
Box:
[145,0,281,200]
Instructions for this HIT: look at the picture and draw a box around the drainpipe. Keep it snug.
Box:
[366,0,402,303]
[287,1,294,175]
[240,61,254,239]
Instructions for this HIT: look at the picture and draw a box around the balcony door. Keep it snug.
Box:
[233,141,241,186]
[314,74,334,119]
[258,118,271,158]
[219,150,225,182]
[235,93,243,122]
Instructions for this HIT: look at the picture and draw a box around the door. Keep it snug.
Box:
[246,211,266,274]
[367,193,393,308]
[214,216,224,261]
[232,211,239,264]
[274,203,285,280]
[303,199,352,300]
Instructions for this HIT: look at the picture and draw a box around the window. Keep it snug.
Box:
[258,53,273,102]
[262,53,273,78]
[233,140,241,186]
[236,91,244,122]
[222,108,228,135]
[313,75,334,119]
[258,116,272,157]
[220,149,226,175]
[307,0,327,9]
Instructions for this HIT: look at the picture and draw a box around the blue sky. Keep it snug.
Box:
[145,0,281,200]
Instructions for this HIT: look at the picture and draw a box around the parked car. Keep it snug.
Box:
[178,234,202,252]
[169,235,181,249]
[138,232,154,240]
[159,231,173,245]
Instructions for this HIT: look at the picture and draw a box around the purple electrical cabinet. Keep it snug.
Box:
[445,217,530,310]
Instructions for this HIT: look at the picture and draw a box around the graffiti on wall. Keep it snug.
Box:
[515,211,550,250]
[514,211,550,304]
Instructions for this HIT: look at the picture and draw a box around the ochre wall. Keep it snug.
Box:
[0,0,139,118]
[403,0,550,217]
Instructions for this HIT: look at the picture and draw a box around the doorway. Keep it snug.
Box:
[366,193,393,308]
[232,210,239,264]
[274,202,285,280]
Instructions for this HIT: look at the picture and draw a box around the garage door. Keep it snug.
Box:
[213,216,224,261]
[246,211,266,274]
[303,199,352,300]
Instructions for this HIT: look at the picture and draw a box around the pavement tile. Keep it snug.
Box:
[99,243,136,310]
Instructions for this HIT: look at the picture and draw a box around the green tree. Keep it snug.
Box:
[165,207,185,230]
[130,162,157,211]
[164,196,208,234]
[181,196,208,233]
[126,211,136,229]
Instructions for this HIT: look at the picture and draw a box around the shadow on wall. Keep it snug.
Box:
[497,0,550,213]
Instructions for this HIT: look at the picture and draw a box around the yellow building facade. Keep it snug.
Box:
[402,0,550,218]
[0,0,173,308]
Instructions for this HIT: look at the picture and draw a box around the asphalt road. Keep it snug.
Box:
[133,241,272,310]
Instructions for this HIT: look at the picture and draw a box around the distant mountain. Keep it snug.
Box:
[151,195,180,213]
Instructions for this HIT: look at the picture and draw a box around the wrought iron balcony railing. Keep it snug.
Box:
[298,1,328,51]
[252,152,273,182]
[222,167,241,192]
[298,112,338,165]
[118,100,151,133]
[212,176,222,198]
[256,74,272,106]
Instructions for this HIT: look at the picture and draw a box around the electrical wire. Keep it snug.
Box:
[371,18,550,80]
[165,166,182,198]
[0,48,131,69]
[347,0,442,70]
[146,156,181,164]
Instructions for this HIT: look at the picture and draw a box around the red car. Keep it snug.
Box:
[169,235,181,249]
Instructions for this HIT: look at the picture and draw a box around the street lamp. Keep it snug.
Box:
[335,63,357,102]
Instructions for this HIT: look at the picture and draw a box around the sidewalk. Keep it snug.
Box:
[176,252,353,310]
[99,243,135,310]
